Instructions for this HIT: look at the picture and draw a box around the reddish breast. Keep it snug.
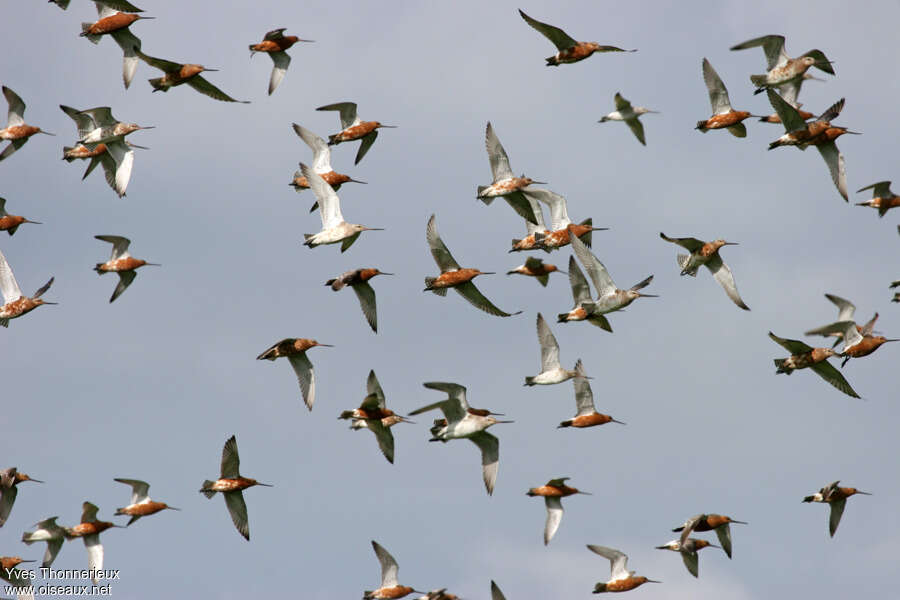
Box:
[434,269,480,287]
[571,413,613,427]
[374,586,415,599]
[68,521,114,537]
[606,577,648,592]
[0,216,25,230]
[707,111,750,129]
[558,43,594,63]
[88,12,140,35]
[338,121,379,142]
[121,501,167,516]
[105,257,147,272]
[212,478,256,492]
[3,125,40,140]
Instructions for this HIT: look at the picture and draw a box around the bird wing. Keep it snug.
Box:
[110,28,142,89]
[3,86,26,127]
[816,98,844,123]
[614,92,632,112]
[267,51,291,95]
[220,435,241,478]
[730,35,787,70]
[573,361,596,416]
[301,163,344,229]
[109,271,136,303]
[187,76,247,103]
[114,478,150,504]
[288,352,316,411]
[490,580,507,600]
[828,498,847,537]
[677,514,704,545]
[0,138,26,162]
[352,282,378,333]
[536,312,562,371]
[810,360,861,399]
[44,538,65,568]
[372,540,400,587]
[293,123,332,173]
[530,188,570,229]
[860,313,878,337]
[587,545,629,580]
[104,138,133,197]
[816,141,847,201]
[95,234,131,260]
[354,130,378,165]
[0,486,17,526]
[519,10,577,51]
[544,496,564,545]
[368,419,395,464]
[263,28,286,41]
[426,214,461,271]
[801,49,834,75]
[519,190,548,232]
[80,107,116,127]
[768,331,814,354]
[714,524,734,559]
[419,382,468,422]
[766,89,806,133]
[84,534,104,582]
[702,58,732,114]
[81,501,100,523]
[317,102,360,129]
[501,191,540,226]
[224,490,250,540]
[365,370,385,408]
[0,248,23,302]
[567,256,592,305]
[485,121,514,182]
[857,181,892,199]
[826,293,856,321]
[625,117,646,146]
[134,49,180,72]
[706,254,750,310]
[659,232,704,252]
[570,228,616,295]
[681,551,699,578]
[60,105,97,139]
[469,431,499,495]
[455,281,518,317]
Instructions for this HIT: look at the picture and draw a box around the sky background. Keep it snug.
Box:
[1,0,898,598]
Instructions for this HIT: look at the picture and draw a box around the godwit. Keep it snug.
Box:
[558,360,625,428]
[856,181,900,217]
[558,256,611,330]
[525,313,585,386]
[64,502,122,583]
[21,517,66,568]
[0,86,54,163]
[672,513,747,559]
[758,73,822,124]
[527,477,590,545]
[136,49,249,102]
[654,538,719,578]
[301,163,382,251]
[0,556,34,595]
[768,331,860,398]
[509,191,552,253]
[80,1,155,88]
[0,198,40,236]
[364,541,423,599]
[0,468,43,527]
[256,338,332,411]
[0,249,55,327]
[695,58,760,137]
[729,34,833,95]
[507,257,565,286]
[477,122,543,225]
[326,268,392,333]
[659,232,749,310]
[767,91,856,201]
[425,214,521,317]
[75,106,154,145]
[113,478,179,525]
[410,382,512,495]
[199,435,272,541]
[291,123,366,211]
[568,226,656,321]
[491,581,507,600]
[803,294,873,348]
[249,28,313,95]
[338,370,412,464]
[830,320,897,367]
[94,235,159,302]
[598,93,658,146]
[587,545,660,593]
[514,188,605,252]
[317,102,396,165]
[803,480,870,537]
[517,9,635,66]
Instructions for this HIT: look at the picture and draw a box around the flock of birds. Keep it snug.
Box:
[1,2,897,598]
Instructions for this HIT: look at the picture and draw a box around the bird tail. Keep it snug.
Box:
[749,74,768,88]
[80,23,102,44]
[424,277,447,296]
[557,419,572,428]
[524,376,535,386]
[677,254,697,276]
[147,77,165,92]
[695,120,708,132]
[773,358,789,373]
[557,312,570,323]
[200,481,217,498]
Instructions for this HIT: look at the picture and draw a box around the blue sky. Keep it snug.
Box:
[2,1,898,598]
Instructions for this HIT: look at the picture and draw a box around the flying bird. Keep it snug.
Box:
[518,9,635,66]
[695,58,760,137]
[256,338,332,411]
[587,545,661,593]
[94,235,159,302]
[79,1,155,88]
[0,248,55,327]
[249,28,313,95]
[558,360,625,428]
[855,181,900,217]
[598,92,658,146]
[1,86,54,163]
[506,257,565,286]
[768,331,860,398]
[0,468,43,527]
[729,34,833,95]
[527,477,590,545]
[316,102,396,165]
[325,268,392,333]
[672,513,747,559]
[477,122,544,225]
[199,435,272,541]
[290,123,366,211]
[525,313,585,385]
[136,49,249,102]
[113,478,179,525]
[21,517,66,568]
[803,480,870,537]
[338,370,413,464]
[64,502,122,583]
[659,232,749,310]
[655,538,719,578]
[363,541,423,599]
[425,214,521,317]
[302,163,382,251]
[0,198,40,236]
